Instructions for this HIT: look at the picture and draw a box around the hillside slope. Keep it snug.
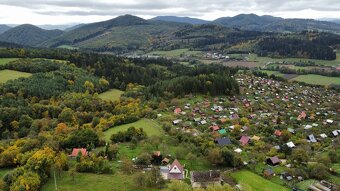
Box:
[0,24,63,46]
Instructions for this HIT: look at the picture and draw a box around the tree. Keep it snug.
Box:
[166,181,192,191]
[135,153,152,166]
[309,163,329,180]
[84,81,95,93]
[328,150,339,163]
[206,184,235,191]
[207,148,223,165]
[291,148,308,164]
[185,152,197,168]
[106,144,119,160]
[10,171,41,191]
[121,158,134,174]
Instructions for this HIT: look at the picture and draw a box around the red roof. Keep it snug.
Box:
[298,111,307,120]
[169,159,184,173]
[239,136,250,145]
[70,148,88,157]
[174,108,182,114]
[210,125,220,131]
[274,130,282,136]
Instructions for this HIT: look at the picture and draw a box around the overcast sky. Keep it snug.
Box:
[0,0,340,25]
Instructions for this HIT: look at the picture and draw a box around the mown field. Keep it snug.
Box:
[147,48,202,58]
[103,118,163,142]
[98,89,124,102]
[231,170,289,191]
[0,69,32,83]
[248,53,340,67]
[42,171,158,191]
[260,70,340,86]
[0,58,18,65]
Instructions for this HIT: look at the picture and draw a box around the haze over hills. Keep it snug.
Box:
[0,25,12,34]
[0,24,64,47]
[151,16,209,25]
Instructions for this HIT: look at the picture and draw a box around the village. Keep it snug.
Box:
[147,72,340,190]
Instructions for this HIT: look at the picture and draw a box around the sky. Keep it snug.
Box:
[0,0,340,25]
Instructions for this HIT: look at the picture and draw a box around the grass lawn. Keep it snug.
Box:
[98,89,124,102]
[248,53,340,67]
[231,170,289,191]
[41,171,157,191]
[296,179,318,190]
[0,58,18,65]
[103,118,163,142]
[147,49,202,58]
[0,69,32,83]
[290,74,340,86]
[0,168,12,178]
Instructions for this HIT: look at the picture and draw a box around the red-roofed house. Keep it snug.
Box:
[239,136,250,145]
[69,148,88,157]
[209,125,220,132]
[298,111,307,120]
[167,159,184,180]
[174,108,182,114]
[274,130,282,137]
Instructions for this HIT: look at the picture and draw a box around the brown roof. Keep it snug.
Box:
[170,159,183,172]
[269,156,281,164]
[240,136,250,145]
[191,171,221,182]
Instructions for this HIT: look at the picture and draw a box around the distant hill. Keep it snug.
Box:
[42,15,189,51]
[64,24,86,31]
[0,24,64,47]
[151,16,209,25]
[0,25,11,34]
[213,14,340,33]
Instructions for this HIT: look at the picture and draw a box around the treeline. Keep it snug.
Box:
[266,65,340,77]
[255,37,336,60]
[145,74,240,99]
[0,58,61,73]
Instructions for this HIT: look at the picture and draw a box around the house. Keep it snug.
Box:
[190,170,222,188]
[320,133,328,139]
[162,158,170,165]
[326,119,334,124]
[172,119,182,125]
[297,111,307,120]
[69,148,88,157]
[307,134,317,143]
[304,124,312,130]
[286,141,296,148]
[239,136,250,145]
[218,129,227,135]
[174,108,182,114]
[266,156,281,166]
[209,125,220,131]
[251,135,261,142]
[274,130,282,136]
[280,172,293,181]
[234,148,242,153]
[215,137,231,146]
[167,159,184,180]
[287,128,295,134]
[263,168,275,177]
[331,130,339,137]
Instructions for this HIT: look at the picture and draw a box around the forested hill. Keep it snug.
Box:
[0,24,63,47]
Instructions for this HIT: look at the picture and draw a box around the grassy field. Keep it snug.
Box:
[231,170,289,191]
[0,58,18,65]
[103,118,163,142]
[291,74,340,86]
[0,168,12,178]
[41,171,157,191]
[147,48,202,58]
[0,69,32,83]
[98,89,124,102]
[296,179,318,190]
[248,53,340,67]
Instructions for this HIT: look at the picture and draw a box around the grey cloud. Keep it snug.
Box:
[1,0,340,18]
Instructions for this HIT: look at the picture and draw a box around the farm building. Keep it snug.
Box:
[266,156,281,166]
[69,148,88,157]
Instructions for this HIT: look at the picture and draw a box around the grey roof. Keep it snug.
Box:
[308,134,317,143]
[216,137,231,146]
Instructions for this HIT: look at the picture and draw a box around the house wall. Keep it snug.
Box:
[191,181,221,188]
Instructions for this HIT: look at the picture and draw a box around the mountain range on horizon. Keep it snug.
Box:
[0,14,340,50]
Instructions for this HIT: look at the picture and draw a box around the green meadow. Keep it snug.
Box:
[98,89,124,102]
[0,69,32,83]
[103,118,163,142]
